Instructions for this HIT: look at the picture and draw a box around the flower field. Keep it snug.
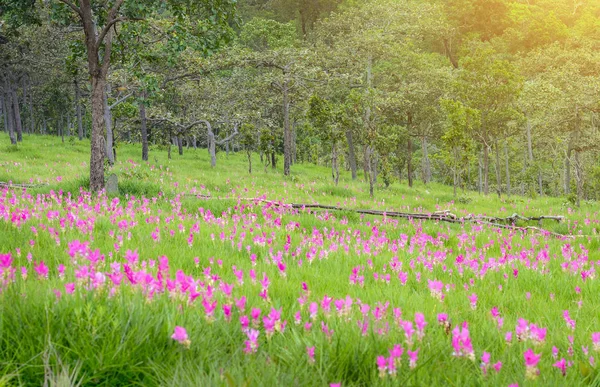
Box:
[0,138,599,386]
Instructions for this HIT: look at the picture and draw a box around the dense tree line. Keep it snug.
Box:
[1,0,600,204]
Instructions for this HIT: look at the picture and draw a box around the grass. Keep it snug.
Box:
[0,134,599,386]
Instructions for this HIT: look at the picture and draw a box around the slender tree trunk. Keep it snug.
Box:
[75,79,83,140]
[271,151,276,170]
[565,147,572,195]
[345,130,357,180]
[422,136,431,184]
[453,151,458,197]
[495,140,502,198]
[28,79,34,134]
[247,150,252,174]
[21,76,28,134]
[331,141,340,185]
[483,144,490,195]
[1,92,7,133]
[283,70,292,176]
[207,124,217,167]
[10,82,23,142]
[574,150,582,207]
[504,141,511,197]
[478,151,483,195]
[407,137,413,188]
[139,96,149,161]
[4,87,17,145]
[366,145,374,198]
[103,85,115,165]
[178,136,183,156]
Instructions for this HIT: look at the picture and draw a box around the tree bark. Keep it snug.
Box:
[247,150,252,174]
[178,136,183,156]
[283,69,292,176]
[1,92,7,133]
[504,141,510,196]
[345,129,357,180]
[422,136,431,184]
[574,150,582,207]
[478,151,483,195]
[139,96,149,161]
[4,86,17,145]
[103,85,115,165]
[75,79,83,140]
[564,146,572,195]
[10,82,23,142]
[495,140,502,198]
[28,78,34,134]
[407,136,413,188]
[483,144,490,195]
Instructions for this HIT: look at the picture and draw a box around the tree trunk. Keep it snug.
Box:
[495,140,502,198]
[366,146,374,198]
[363,146,369,182]
[27,79,34,134]
[4,87,17,145]
[407,137,413,188]
[139,96,149,161]
[207,124,217,167]
[478,151,483,195]
[574,150,582,207]
[331,141,340,185]
[10,82,23,142]
[271,151,276,170]
[565,147,572,195]
[75,79,83,140]
[345,130,357,180]
[178,136,183,156]
[504,141,510,197]
[283,70,292,176]
[483,144,490,195]
[422,136,431,184]
[1,92,7,133]
[103,85,115,165]
[247,150,252,174]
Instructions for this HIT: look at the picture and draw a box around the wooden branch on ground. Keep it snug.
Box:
[0,182,49,189]
[186,195,571,238]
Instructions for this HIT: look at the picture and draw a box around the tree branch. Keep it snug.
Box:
[58,0,83,18]
[215,123,240,145]
[109,93,133,110]
[97,16,128,48]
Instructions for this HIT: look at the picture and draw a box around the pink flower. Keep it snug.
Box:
[553,358,567,376]
[307,346,315,364]
[65,283,75,294]
[171,326,190,348]
[408,348,419,369]
[493,361,502,372]
[524,348,541,379]
[468,293,477,309]
[592,332,600,352]
[505,331,513,344]
[376,356,387,378]
[244,329,260,354]
[34,261,49,279]
[524,349,541,367]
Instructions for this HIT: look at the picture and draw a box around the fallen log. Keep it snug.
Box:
[187,195,572,238]
[0,181,49,189]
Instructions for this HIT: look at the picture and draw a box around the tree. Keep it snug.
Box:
[5,0,236,192]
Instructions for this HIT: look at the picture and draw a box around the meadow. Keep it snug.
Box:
[1,136,599,386]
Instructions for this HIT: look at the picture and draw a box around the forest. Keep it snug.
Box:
[2,2,600,386]
[1,0,598,203]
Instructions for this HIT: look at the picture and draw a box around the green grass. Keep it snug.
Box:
[0,134,599,386]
